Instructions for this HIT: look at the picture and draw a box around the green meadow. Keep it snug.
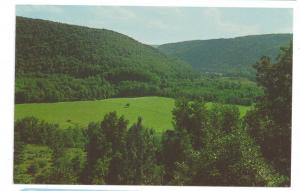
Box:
[15,96,251,133]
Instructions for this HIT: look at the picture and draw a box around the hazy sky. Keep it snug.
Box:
[16,5,293,45]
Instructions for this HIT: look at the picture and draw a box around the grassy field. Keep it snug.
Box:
[205,102,251,117]
[15,96,251,133]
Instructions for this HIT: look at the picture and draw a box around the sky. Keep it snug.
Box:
[16,5,293,45]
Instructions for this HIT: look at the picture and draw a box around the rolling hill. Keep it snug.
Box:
[158,34,292,78]
[16,16,191,79]
[15,16,192,103]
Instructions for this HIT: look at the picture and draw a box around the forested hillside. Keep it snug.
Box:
[158,34,292,78]
[16,17,191,78]
[15,17,193,103]
[15,17,261,105]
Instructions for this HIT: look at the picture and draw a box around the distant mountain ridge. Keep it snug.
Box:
[158,34,292,78]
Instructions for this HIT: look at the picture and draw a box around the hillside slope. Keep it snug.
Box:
[16,16,192,79]
[15,17,192,103]
[158,34,292,78]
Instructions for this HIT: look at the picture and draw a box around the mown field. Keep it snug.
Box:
[15,96,251,133]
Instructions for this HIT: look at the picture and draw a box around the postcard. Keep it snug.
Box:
[0,0,298,191]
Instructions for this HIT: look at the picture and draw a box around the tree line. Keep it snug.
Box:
[15,73,262,106]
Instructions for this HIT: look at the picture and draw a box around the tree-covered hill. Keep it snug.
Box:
[158,34,292,78]
[15,16,194,103]
[16,16,192,79]
[15,16,262,105]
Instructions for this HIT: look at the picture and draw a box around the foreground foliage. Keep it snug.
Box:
[14,99,289,185]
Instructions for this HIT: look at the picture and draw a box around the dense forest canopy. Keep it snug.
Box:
[15,16,263,105]
[16,17,192,78]
[158,34,292,78]
[15,16,191,103]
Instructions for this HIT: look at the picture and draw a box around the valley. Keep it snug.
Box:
[13,16,292,186]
